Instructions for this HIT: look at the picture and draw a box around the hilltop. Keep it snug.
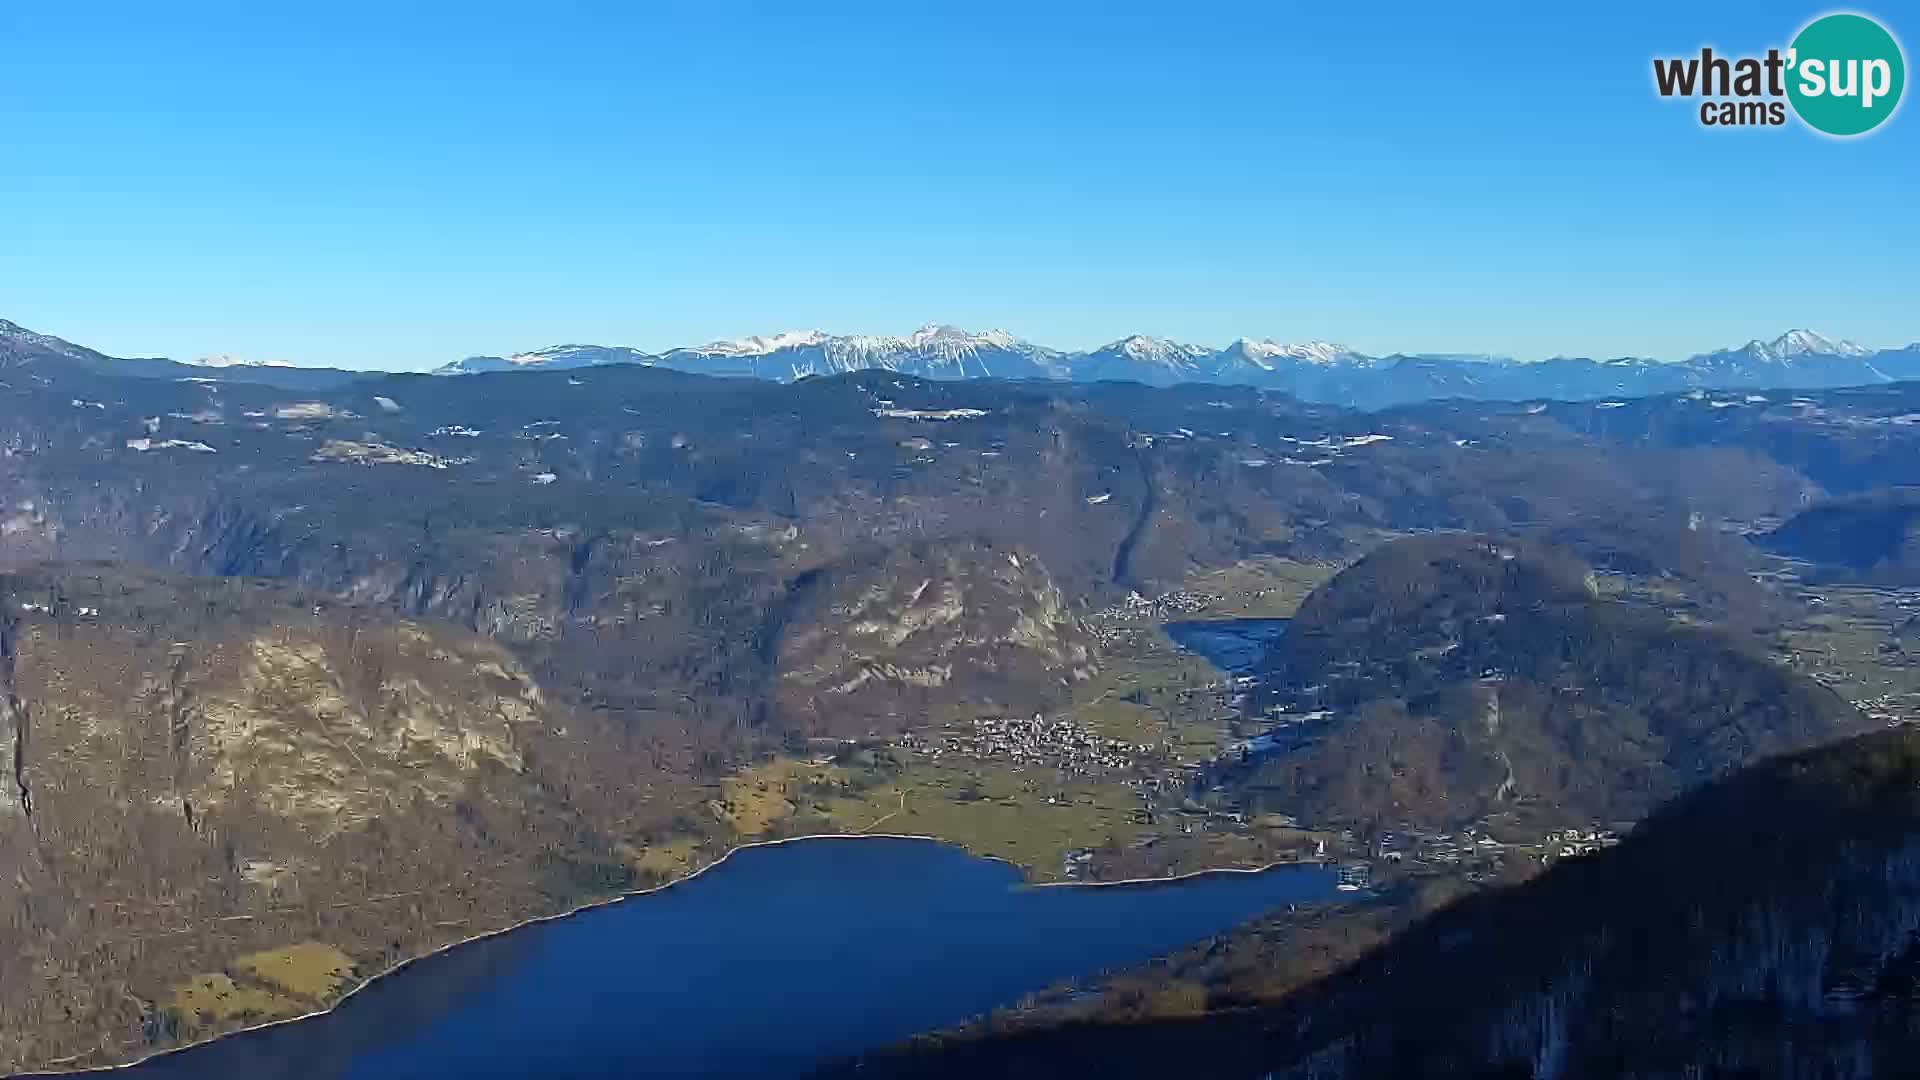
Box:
[1221,534,1865,833]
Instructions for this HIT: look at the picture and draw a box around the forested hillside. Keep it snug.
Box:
[1221,535,1864,832]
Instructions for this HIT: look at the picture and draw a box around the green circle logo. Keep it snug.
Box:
[1787,13,1905,136]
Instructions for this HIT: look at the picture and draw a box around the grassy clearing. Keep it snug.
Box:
[1781,614,1920,704]
[709,759,849,836]
[803,760,1146,881]
[167,974,303,1027]
[620,837,705,880]
[1070,637,1230,767]
[1183,557,1339,618]
[1076,697,1163,745]
[232,942,355,1000]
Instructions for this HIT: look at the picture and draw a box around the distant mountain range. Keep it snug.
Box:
[435,325,1920,407]
[7,316,1920,409]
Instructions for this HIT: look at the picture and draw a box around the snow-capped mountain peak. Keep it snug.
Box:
[904,323,1020,353]
[1108,335,1210,367]
[687,330,832,357]
[1749,329,1872,360]
[1225,338,1361,367]
[1694,330,1875,365]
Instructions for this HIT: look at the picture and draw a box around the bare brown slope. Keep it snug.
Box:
[0,565,694,1073]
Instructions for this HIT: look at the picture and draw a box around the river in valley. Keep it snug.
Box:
[121,836,1333,1079]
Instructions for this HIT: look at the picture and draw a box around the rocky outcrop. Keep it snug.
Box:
[774,539,1098,736]
[0,565,662,1073]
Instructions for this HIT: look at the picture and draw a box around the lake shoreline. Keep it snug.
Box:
[31,831,1329,1078]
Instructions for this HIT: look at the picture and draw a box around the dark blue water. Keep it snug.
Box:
[125,837,1333,1079]
[1163,618,1289,674]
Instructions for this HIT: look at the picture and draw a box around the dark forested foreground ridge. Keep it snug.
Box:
[10,313,1920,1071]
[830,728,1920,1079]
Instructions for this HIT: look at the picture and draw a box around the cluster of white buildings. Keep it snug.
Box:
[1088,590,1219,624]
[1544,827,1621,860]
[911,714,1152,776]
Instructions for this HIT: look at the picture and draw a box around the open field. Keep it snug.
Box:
[1077,620,1237,766]
[803,760,1148,881]
[167,974,304,1029]
[708,758,851,836]
[619,837,706,882]
[232,943,357,999]
[1775,584,1920,723]
[1179,557,1341,618]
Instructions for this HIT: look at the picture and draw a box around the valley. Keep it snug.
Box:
[8,5,1912,1074]
[8,315,1920,1073]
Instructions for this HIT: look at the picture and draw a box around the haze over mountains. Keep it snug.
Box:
[9,318,1919,410]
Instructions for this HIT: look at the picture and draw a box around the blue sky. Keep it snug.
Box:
[1,1,1914,370]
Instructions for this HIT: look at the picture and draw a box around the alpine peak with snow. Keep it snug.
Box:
[1221,338,1365,368]
[679,330,834,358]
[1070,334,1215,383]
[649,323,1065,381]
[1718,329,1875,363]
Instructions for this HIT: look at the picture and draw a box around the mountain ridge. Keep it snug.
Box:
[9,317,1920,408]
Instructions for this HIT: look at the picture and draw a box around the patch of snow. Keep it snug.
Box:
[871,407,989,421]
[686,329,833,357]
[309,440,466,468]
[190,354,295,368]
[1227,339,1361,367]
[274,402,350,421]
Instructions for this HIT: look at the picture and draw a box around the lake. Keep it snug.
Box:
[1163,617,1289,675]
[122,837,1333,1079]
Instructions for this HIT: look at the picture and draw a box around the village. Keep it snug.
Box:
[897,713,1159,779]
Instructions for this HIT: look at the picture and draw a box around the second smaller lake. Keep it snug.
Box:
[1163,618,1290,675]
